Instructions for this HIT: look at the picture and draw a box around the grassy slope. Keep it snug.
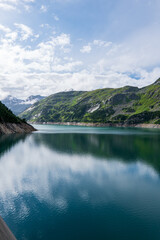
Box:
[0,101,23,123]
[20,79,160,125]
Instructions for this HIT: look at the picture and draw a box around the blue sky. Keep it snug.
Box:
[0,0,160,99]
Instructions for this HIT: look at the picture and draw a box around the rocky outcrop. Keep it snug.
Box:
[0,216,16,240]
[0,122,36,134]
[109,93,140,105]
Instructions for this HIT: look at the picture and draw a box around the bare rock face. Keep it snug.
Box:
[0,216,17,240]
[0,122,36,134]
[154,78,160,85]
[109,93,140,105]
[123,86,139,93]
[109,94,127,105]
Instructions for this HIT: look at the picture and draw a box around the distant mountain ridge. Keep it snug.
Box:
[2,95,45,115]
[20,78,160,127]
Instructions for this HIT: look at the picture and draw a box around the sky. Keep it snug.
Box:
[0,0,160,99]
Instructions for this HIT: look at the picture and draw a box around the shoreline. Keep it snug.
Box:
[0,216,16,240]
[30,122,160,129]
[0,122,36,134]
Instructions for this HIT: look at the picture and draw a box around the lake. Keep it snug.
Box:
[0,124,160,240]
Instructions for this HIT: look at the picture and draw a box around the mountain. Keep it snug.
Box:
[20,78,160,126]
[0,101,35,134]
[2,95,45,115]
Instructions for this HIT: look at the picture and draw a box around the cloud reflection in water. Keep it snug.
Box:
[0,133,160,223]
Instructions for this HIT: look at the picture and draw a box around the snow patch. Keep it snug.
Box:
[33,112,42,119]
[87,104,100,113]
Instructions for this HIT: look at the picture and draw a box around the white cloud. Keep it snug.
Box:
[0,28,79,98]
[93,40,112,47]
[0,134,159,217]
[0,14,160,99]
[80,45,92,53]
[80,40,112,54]
[52,33,70,47]
[0,0,34,11]
[0,24,11,32]
[0,2,15,10]
[14,23,33,40]
[5,31,18,42]
[94,25,160,79]
[53,61,82,72]
[23,0,34,2]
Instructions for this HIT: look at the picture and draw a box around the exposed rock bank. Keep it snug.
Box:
[0,216,16,240]
[0,122,36,134]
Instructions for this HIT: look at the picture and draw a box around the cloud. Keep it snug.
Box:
[0,134,159,217]
[80,45,92,53]
[0,24,11,32]
[52,33,70,47]
[14,23,33,40]
[0,31,71,73]
[0,22,160,99]
[0,0,160,99]
[93,40,112,48]
[0,2,16,10]
[93,25,160,80]
[80,40,112,54]
[0,0,34,11]
[0,26,81,98]
[53,61,82,72]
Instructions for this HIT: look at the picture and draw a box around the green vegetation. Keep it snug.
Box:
[0,101,23,123]
[20,78,160,125]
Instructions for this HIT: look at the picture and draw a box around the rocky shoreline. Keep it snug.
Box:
[32,122,160,129]
[0,122,36,134]
[0,216,16,240]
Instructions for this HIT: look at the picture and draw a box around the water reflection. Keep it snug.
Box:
[33,132,160,173]
[0,128,160,240]
[0,134,28,158]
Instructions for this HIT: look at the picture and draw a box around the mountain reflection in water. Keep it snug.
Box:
[33,131,160,172]
[0,126,160,240]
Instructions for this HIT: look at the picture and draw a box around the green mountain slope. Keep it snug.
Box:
[20,78,160,125]
[0,101,22,123]
[0,101,35,134]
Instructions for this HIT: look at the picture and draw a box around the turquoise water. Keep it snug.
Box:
[0,125,160,240]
